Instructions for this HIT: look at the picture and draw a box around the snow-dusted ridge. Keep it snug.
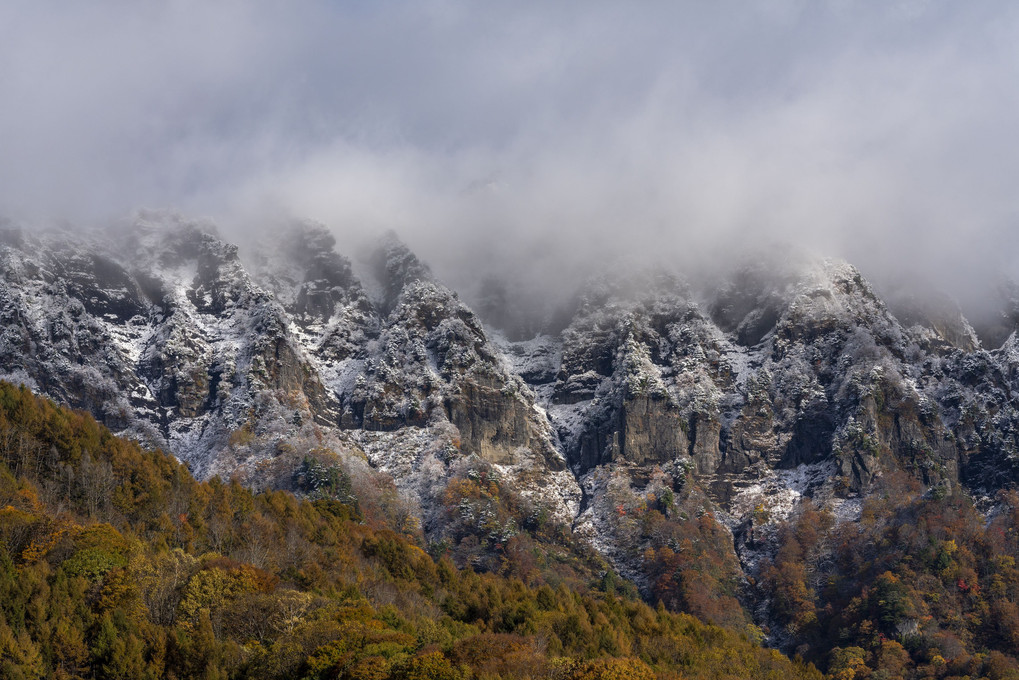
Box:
[4,214,1019,622]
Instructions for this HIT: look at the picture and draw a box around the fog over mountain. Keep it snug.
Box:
[3,1,1019,320]
[12,8,1019,673]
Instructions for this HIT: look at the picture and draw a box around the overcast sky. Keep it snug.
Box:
[2,1,1018,303]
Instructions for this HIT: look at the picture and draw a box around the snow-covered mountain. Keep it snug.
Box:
[5,211,1019,619]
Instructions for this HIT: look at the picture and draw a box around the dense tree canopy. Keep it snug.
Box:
[0,382,822,680]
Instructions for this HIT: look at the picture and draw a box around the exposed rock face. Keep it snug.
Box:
[482,256,1019,596]
[7,212,1019,620]
[0,213,580,527]
[617,395,689,466]
[429,260,1009,623]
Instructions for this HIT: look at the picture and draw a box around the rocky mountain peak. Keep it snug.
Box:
[968,277,1019,350]
[251,221,367,328]
[6,217,1019,642]
[371,231,432,314]
[884,286,979,354]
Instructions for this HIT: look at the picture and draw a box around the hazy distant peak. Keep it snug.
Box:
[127,208,220,240]
[365,230,432,314]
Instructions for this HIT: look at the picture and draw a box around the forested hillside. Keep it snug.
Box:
[759,472,1019,679]
[0,382,819,680]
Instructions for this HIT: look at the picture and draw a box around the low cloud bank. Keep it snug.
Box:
[2,1,1017,320]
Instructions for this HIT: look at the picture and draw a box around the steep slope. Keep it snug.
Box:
[497,255,1019,626]
[7,213,1019,673]
[0,217,342,485]
[247,223,580,529]
[0,381,826,680]
[0,214,579,540]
